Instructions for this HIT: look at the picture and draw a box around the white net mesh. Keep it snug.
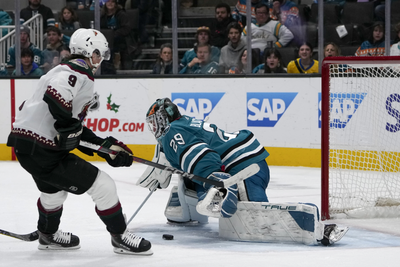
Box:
[327,61,400,218]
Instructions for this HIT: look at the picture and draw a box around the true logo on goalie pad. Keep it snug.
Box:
[262,204,297,211]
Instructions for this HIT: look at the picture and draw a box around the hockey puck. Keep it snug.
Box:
[162,234,174,240]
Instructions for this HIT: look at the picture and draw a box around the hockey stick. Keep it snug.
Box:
[0,229,39,242]
[79,141,260,188]
[126,182,159,225]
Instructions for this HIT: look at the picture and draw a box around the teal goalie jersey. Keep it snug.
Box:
[159,115,269,183]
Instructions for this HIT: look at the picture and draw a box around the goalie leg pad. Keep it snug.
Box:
[164,176,208,223]
[219,202,324,245]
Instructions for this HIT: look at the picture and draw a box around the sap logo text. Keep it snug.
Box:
[262,205,297,211]
[172,93,224,120]
[247,92,297,127]
[318,93,366,128]
[386,93,400,133]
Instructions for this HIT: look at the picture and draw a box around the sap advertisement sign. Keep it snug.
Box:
[318,92,367,129]
[171,93,225,120]
[247,92,298,127]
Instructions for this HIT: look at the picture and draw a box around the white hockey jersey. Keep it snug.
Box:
[8,58,96,151]
[242,20,294,50]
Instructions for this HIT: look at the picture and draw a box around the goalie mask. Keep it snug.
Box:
[146,98,181,139]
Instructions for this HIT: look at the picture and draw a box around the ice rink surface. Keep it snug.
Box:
[1,161,399,267]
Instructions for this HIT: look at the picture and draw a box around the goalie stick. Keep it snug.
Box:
[0,229,39,242]
[127,182,159,225]
[79,141,260,188]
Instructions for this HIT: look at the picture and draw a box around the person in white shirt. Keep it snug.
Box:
[390,23,400,56]
[242,2,294,52]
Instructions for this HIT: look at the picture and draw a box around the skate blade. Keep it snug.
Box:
[38,244,81,250]
[113,247,153,256]
[331,227,349,243]
[167,220,204,226]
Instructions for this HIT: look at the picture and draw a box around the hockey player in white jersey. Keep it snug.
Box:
[138,98,348,246]
[7,29,152,255]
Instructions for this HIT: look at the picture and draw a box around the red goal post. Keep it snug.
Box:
[321,56,400,220]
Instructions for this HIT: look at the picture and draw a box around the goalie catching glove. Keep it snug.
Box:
[196,172,238,218]
[137,144,172,190]
[97,137,133,167]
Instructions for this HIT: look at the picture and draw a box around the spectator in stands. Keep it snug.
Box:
[390,22,400,56]
[58,6,81,30]
[0,10,13,37]
[179,44,219,75]
[12,48,44,77]
[242,3,294,59]
[209,3,235,49]
[41,26,67,73]
[0,66,7,76]
[100,0,135,71]
[324,42,341,58]
[232,0,269,27]
[7,25,43,68]
[230,49,247,74]
[20,0,55,31]
[323,42,349,73]
[374,1,386,22]
[252,48,286,73]
[230,49,259,74]
[151,43,173,74]
[270,0,303,45]
[136,0,158,48]
[355,22,385,57]
[180,26,220,70]
[287,42,319,74]
[219,22,246,74]
[59,45,71,63]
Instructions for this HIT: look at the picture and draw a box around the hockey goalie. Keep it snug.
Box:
[138,98,348,246]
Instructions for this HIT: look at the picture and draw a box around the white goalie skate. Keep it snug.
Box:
[320,224,349,246]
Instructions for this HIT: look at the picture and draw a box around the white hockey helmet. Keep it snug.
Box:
[69,28,110,69]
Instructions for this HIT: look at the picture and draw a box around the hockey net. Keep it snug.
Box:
[321,56,400,220]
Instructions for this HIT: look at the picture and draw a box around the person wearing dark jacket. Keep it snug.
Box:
[100,0,134,71]
[20,0,55,31]
[209,3,235,49]
[151,43,173,74]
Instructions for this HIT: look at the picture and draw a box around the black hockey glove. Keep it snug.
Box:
[97,136,133,167]
[54,119,83,150]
